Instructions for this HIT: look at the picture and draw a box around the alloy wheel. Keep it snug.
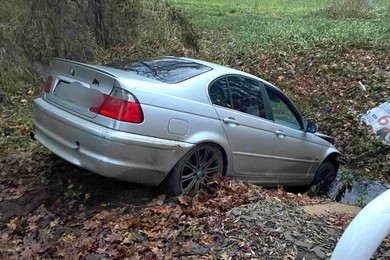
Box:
[180,145,222,193]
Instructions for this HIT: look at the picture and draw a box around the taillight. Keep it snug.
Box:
[43,76,53,93]
[91,88,144,124]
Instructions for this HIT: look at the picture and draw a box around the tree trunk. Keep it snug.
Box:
[92,0,109,48]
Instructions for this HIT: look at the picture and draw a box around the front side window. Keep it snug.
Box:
[266,88,302,130]
[227,76,266,118]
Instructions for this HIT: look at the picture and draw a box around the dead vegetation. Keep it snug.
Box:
[0,0,199,64]
[324,0,374,19]
[0,0,199,157]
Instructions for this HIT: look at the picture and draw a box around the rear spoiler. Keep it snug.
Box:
[52,58,117,78]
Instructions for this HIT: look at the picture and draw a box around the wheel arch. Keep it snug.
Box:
[195,141,229,177]
[323,152,340,172]
[161,140,230,196]
[184,131,233,177]
[164,139,231,183]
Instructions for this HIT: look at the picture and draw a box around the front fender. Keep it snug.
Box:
[309,146,340,178]
[322,146,341,165]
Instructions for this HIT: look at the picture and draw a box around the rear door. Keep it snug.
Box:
[209,76,276,177]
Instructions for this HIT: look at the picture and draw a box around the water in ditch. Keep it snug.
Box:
[326,168,390,205]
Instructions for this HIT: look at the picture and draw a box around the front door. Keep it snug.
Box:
[264,87,320,182]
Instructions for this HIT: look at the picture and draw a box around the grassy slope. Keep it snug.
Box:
[174,0,390,51]
[173,0,390,181]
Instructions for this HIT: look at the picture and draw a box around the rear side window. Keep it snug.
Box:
[209,77,231,108]
[228,76,266,119]
[115,58,213,84]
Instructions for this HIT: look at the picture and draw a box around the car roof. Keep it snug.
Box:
[179,57,281,92]
[97,56,282,93]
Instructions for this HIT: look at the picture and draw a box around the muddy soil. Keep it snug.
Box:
[0,151,163,230]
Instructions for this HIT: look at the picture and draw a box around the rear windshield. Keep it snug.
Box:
[112,58,213,84]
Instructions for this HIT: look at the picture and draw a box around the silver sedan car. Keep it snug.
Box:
[32,57,340,196]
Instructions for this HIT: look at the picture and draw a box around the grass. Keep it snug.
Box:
[0,66,41,157]
[173,0,390,53]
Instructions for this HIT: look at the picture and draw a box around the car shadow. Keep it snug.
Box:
[43,155,165,208]
[0,152,166,229]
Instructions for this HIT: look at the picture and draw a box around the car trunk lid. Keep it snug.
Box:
[46,59,117,118]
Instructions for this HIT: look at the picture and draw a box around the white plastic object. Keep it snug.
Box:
[331,189,390,260]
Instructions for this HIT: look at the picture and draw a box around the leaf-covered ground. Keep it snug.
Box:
[1,44,389,259]
[1,152,389,259]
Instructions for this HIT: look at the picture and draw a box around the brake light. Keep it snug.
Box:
[91,88,144,123]
[43,76,53,93]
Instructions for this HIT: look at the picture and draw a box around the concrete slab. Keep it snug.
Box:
[302,202,361,216]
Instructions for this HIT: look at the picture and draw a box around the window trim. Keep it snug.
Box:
[207,74,274,121]
[207,76,232,108]
[263,85,304,130]
[226,75,272,120]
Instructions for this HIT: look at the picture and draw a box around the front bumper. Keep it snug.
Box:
[32,98,194,185]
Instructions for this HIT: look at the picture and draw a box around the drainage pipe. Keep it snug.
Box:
[331,189,390,260]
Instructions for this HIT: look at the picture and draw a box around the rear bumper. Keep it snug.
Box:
[32,98,194,185]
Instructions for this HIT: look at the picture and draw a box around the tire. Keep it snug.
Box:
[162,144,223,196]
[309,160,337,196]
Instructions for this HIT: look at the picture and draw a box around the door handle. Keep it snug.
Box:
[223,117,239,125]
[275,130,286,138]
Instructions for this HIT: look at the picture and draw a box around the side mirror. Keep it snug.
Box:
[306,122,317,133]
